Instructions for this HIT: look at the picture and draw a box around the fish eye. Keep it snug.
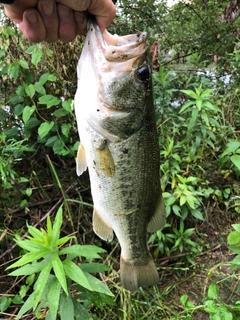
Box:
[136,66,150,82]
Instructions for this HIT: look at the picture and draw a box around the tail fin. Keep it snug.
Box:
[120,256,159,292]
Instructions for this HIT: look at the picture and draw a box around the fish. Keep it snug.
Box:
[74,19,165,292]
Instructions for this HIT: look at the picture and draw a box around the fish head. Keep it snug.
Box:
[81,20,151,113]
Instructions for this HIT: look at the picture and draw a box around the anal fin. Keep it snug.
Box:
[76,143,87,176]
[147,194,166,232]
[93,208,114,242]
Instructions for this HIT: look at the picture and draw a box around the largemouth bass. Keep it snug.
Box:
[75,19,165,292]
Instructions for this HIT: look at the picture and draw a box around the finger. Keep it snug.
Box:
[58,4,76,42]
[74,11,87,36]
[37,0,59,43]
[3,1,38,23]
[19,9,46,43]
[56,0,116,31]
[85,0,116,31]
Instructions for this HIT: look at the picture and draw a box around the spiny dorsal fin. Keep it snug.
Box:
[147,194,166,233]
[93,208,114,242]
[76,143,87,176]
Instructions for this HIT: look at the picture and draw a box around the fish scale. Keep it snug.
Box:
[75,18,165,292]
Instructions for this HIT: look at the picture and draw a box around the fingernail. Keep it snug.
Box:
[40,1,54,17]
[26,10,38,24]
[58,5,71,21]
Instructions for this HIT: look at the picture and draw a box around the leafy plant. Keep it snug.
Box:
[220,140,240,177]
[6,205,114,319]
[180,284,240,320]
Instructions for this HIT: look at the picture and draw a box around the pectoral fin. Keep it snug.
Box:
[147,194,166,232]
[94,141,115,177]
[76,143,87,176]
[93,208,114,242]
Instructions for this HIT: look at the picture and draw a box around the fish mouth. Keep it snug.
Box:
[87,19,147,62]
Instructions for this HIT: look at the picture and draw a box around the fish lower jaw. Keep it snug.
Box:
[120,255,159,293]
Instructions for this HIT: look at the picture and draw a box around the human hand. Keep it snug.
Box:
[3,0,116,43]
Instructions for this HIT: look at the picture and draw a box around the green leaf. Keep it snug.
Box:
[34,82,46,95]
[61,124,71,137]
[38,121,54,138]
[38,95,61,108]
[73,300,94,319]
[39,73,56,85]
[186,195,196,209]
[179,101,195,114]
[180,294,188,306]
[56,236,75,247]
[14,239,46,252]
[82,272,114,296]
[8,63,19,79]
[12,294,24,304]
[24,117,40,130]
[31,51,43,66]
[181,89,198,99]
[33,263,52,310]
[25,84,35,99]
[60,292,74,320]
[207,284,218,300]
[80,263,111,273]
[52,253,68,295]
[190,209,204,221]
[19,59,29,69]
[196,99,202,111]
[230,155,240,171]
[47,215,53,240]
[62,100,73,112]
[27,224,44,240]
[47,277,61,320]
[232,224,240,233]
[16,292,34,319]
[51,205,63,247]
[22,106,36,123]
[53,109,69,117]
[221,140,240,157]
[8,260,49,276]
[59,244,105,259]
[0,296,12,312]
[63,259,92,291]
[227,231,240,245]
[6,249,50,270]
[180,195,187,206]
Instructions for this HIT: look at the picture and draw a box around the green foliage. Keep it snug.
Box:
[180,284,240,320]
[6,206,114,319]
